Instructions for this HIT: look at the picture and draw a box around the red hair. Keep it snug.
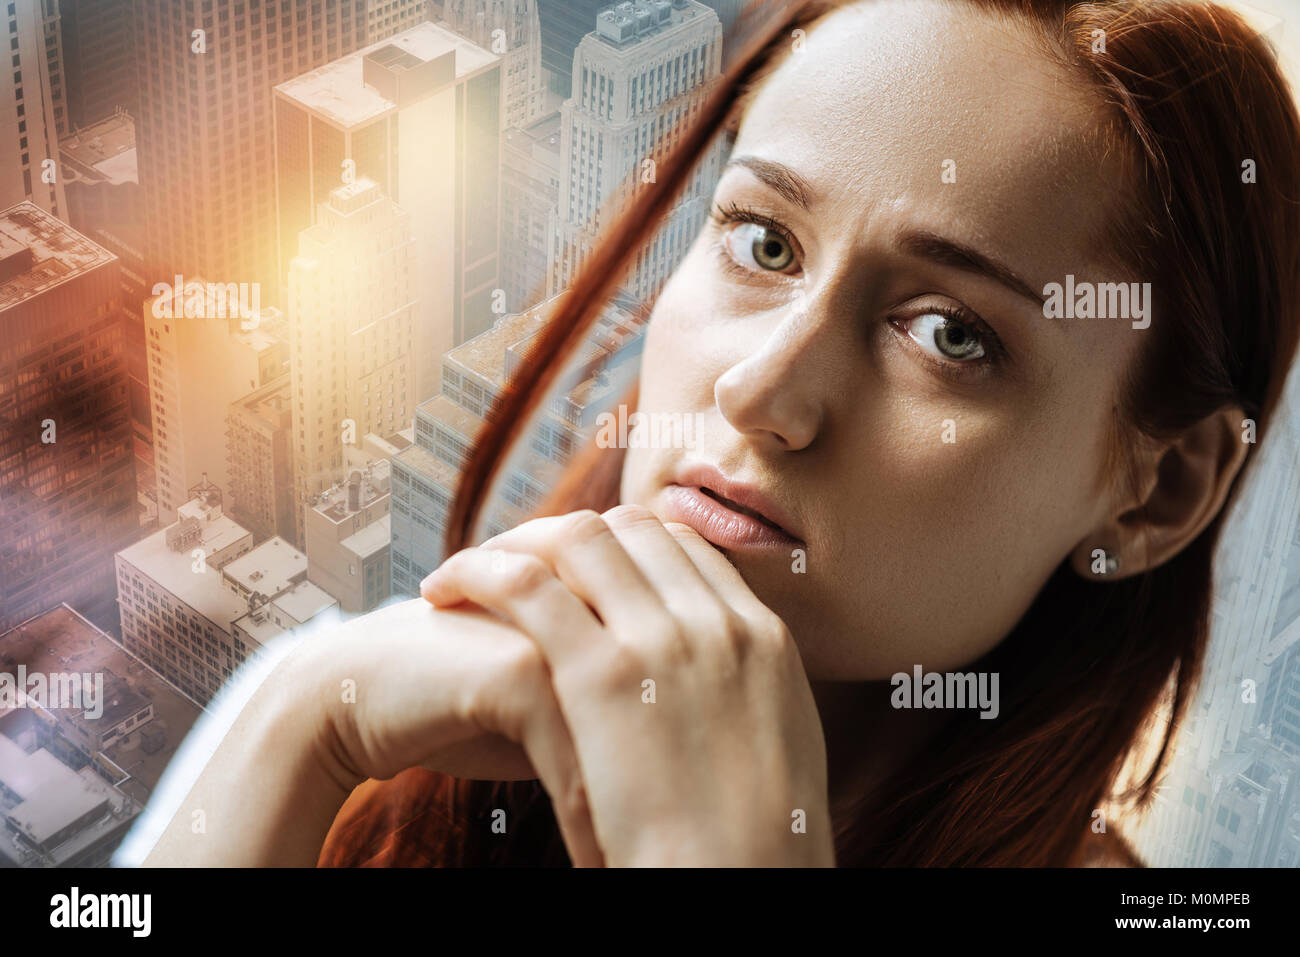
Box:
[320,0,1300,867]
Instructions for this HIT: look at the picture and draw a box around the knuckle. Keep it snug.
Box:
[589,643,649,693]
[753,612,794,655]
[562,509,610,545]
[682,601,739,649]
[498,552,552,594]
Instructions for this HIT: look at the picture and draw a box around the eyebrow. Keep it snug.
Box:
[724,156,1045,309]
[898,230,1043,305]
[723,155,814,210]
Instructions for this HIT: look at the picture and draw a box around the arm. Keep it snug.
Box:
[136,623,359,867]
[119,598,601,867]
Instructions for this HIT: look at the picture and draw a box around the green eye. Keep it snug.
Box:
[725,222,797,272]
[908,312,986,361]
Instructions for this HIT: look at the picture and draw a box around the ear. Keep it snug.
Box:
[1069,405,1252,580]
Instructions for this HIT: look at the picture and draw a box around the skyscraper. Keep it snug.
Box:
[58,112,152,520]
[548,0,725,303]
[0,201,134,634]
[58,0,138,130]
[389,293,637,594]
[0,0,68,216]
[274,21,502,399]
[286,178,415,546]
[143,280,287,524]
[535,0,607,98]
[226,374,295,543]
[500,112,560,312]
[440,0,546,129]
[132,0,429,308]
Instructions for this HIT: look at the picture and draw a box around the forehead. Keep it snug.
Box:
[733,0,1126,282]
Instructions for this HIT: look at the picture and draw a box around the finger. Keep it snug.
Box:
[421,548,604,661]
[515,686,606,869]
[598,505,722,613]
[661,520,779,622]
[426,511,667,645]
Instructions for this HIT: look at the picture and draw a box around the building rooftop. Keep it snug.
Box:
[394,442,462,492]
[592,0,715,52]
[0,735,113,846]
[221,537,307,599]
[313,460,392,524]
[58,111,138,187]
[447,304,550,385]
[505,111,563,161]
[0,604,203,807]
[93,670,148,728]
[275,22,498,130]
[0,202,116,310]
[340,512,391,560]
[231,608,283,647]
[417,393,484,440]
[231,375,292,430]
[272,580,338,625]
[118,515,253,627]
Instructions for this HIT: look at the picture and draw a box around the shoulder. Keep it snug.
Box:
[1072,828,1145,867]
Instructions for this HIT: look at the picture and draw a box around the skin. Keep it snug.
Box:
[142,0,1248,866]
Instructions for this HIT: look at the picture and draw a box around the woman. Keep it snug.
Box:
[117,0,1300,867]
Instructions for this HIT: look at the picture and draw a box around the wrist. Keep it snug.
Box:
[274,629,369,794]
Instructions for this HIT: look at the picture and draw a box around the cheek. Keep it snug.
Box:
[793,407,1106,678]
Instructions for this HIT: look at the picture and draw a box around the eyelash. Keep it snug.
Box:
[708,201,1007,380]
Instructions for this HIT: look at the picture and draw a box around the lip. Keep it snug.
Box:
[661,463,803,551]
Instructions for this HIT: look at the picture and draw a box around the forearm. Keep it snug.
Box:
[141,638,361,867]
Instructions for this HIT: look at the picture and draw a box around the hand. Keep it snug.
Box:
[143,598,602,866]
[420,505,835,866]
[300,598,604,866]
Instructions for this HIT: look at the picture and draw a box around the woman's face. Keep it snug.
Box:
[621,0,1151,681]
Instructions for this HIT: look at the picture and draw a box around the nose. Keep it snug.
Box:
[713,294,832,453]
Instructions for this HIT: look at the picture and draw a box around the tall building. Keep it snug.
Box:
[441,0,545,129]
[132,0,429,309]
[548,0,725,303]
[368,0,432,42]
[0,0,68,216]
[389,293,637,594]
[500,111,560,312]
[535,0,607,98]
[57,0,136,131]
[226,374,296,543]
[0,201,135,635]
[274,22,501,399]
[58,111,153,522]
[286,178,415,545]
[115,491,336,705]
[144,279,287,524]
[305,458,391,613]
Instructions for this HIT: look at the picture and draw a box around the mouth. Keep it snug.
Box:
[699,486,787,531]
[659,465,804,552]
